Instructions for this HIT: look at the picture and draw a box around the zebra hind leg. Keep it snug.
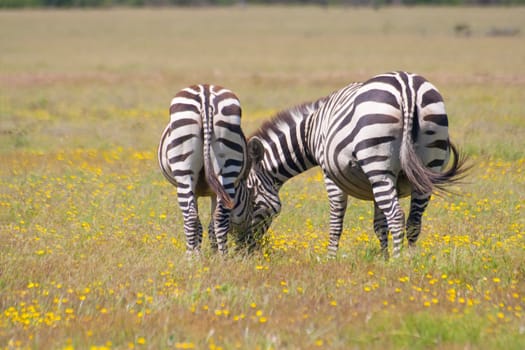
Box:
[181,198,203,254]
[373,203,389,260]
[371,178,405,258]
[406,192,431,247]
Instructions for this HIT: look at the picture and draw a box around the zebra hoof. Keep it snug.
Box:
[185,249,202,260]
[327,250,338,259]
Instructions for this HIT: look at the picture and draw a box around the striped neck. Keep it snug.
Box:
[251,98,327,185]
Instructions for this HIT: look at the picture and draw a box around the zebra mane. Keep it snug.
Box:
[251,96,328,139]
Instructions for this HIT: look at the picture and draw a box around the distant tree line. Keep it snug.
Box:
[1,0,523,8]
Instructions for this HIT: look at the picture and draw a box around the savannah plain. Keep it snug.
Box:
[1,6,524,349]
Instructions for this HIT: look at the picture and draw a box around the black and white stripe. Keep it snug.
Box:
[158,84,253,254]
[247,71,468,258]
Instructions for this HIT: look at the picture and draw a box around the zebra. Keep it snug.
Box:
[246,71,469,258]
[158,84,255,254]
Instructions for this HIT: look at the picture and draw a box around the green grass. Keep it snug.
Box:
[1,6,525,349]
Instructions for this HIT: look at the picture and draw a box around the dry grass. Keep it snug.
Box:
[1,6,524,349]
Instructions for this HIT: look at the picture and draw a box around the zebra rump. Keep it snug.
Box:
[158,84,251,253]
[394,75,468,196]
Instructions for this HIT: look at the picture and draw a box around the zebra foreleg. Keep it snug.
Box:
[208,196,218,252]
[213,201,231,255]
[406,192,431,247]
[371,178,405,258]
[207,221,217,252]
[325,176,347,257]
[373,203,389,260]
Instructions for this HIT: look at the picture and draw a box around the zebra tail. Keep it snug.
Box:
[400,103,470,195]
[202,108,235,209]
[427,142,471,194]
[398,85,433,194]
[158,124,179,188]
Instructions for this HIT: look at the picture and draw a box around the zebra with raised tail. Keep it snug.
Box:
[158,84,255,254]
[246,71,469,258]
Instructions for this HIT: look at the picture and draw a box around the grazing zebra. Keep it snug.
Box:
[158,84,254,254]
[246,71,469,258]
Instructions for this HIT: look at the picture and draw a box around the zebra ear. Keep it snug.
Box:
[248,137,265,164]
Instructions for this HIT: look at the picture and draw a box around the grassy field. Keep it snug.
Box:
[1,6,524,349]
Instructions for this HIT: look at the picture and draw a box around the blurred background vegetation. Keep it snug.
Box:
[1,0,524,9]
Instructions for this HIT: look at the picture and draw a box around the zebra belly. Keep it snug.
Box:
[327,165,413,201]
[327,163,374,201]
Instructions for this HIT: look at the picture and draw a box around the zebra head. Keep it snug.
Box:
[245,137,283,244]
[225,136,265,250]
